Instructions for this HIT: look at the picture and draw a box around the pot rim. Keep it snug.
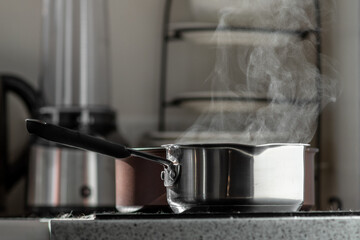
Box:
[131,147,164,151]
[162,143,310,149]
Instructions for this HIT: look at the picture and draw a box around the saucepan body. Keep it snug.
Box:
[162,143,307,213]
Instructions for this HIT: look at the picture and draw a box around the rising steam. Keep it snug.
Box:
[177,0,337,144]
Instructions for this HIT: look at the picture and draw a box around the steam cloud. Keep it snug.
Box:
[177,0,337,144]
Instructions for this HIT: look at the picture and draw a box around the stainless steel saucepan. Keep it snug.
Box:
[26,119,308,213]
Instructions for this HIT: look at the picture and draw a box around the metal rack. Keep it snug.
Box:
[158,0,323,208]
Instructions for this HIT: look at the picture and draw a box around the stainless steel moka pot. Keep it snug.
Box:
[27,0,123,215]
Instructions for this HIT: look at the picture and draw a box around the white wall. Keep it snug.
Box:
[320,0,360,209]
[108,0,164,145]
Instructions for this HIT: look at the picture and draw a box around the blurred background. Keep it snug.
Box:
[0,0,358,214]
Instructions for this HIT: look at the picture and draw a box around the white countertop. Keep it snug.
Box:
[49,212,360,240]
[0,219,50,240]
[2,212,360,240]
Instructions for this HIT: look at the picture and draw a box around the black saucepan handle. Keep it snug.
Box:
[1,75,40,194]
[25,119,173,168]
[26,119,131,159]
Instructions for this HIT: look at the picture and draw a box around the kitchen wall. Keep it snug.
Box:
[0,0,359,211]
[320,0,360,210]
[108,0,164,145]
[0,0,42,215]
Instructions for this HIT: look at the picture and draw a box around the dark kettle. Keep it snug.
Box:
[0,74,39,211]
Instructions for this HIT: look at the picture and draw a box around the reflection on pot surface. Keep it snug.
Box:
[115,148,167,213]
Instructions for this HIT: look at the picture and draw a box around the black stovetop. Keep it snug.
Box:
[95,210,360,220]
